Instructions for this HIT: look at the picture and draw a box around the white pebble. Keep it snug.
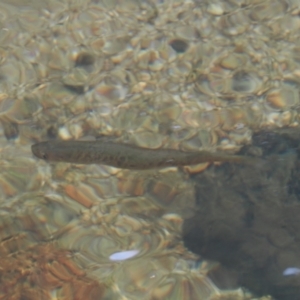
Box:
[109,249,139,261]
[283,267,300,276]
[207,3,224,16]
[58,126,72,140]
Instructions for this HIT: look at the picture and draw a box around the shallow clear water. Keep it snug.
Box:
[0,0,299,299]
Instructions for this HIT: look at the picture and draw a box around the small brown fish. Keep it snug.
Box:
[31,140,254,170]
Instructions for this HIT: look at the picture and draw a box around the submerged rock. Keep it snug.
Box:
[183,128,300,300]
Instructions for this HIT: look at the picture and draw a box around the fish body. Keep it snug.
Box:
[31,140,251,170]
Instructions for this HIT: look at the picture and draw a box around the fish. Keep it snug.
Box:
[31,140,255,170]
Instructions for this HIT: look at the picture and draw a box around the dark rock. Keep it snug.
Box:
[2,121,19,140]
[183,129,300,300]
[169,39,189,53]
[75,52,95,72]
